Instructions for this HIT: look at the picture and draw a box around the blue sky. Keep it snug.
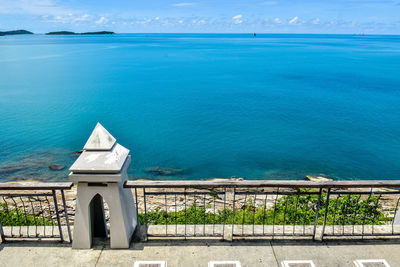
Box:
[1,0,400,34]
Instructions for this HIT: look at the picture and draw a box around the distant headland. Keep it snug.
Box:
[0,30,33,36]
[46,31,115,35]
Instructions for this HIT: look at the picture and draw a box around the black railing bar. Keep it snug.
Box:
[321,188,331,240]
[352,195,362,235]
[0,193,53,197]
[272,188,279,239]
[372,194,381,235]
[45,196,55,237]
[241,193,247,236]
[228,192,321,196]
[283,192,289,235]
[164,190,168,236]
[0,221,5,241]
[222,188,226,239]
[253,193,256,235]
[332,194,340,235]
[10,197,22,237]
[262,193,267,235]
[0,182,73,190]
[203,193,206,236]
[28,197,38,237]
[232,187,236,238]
[304,194,313,235]
[293,191,300,236]
[143,191,322,196]
[124,180,400,189]
[52,190,63,242]
[144,192,225,196]
[175,193,177,236]
[194,192,197,236]
[184,187,187,239]
[19,196,29,237]
[392,197,400,235]
[312,188,323,240]
[60,190,72,243]
[134,188,139,220]
[362,188,373,238]
[330,191,400,195]
[1,196,13,236]
[212,192,216,236]
[143,188,148,234]
[341,194,349,235]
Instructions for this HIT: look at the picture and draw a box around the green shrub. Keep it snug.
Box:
[0,203,54,226]
[138,190,389,226]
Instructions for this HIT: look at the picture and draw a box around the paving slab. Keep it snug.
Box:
[0,242,102,267]
[272,241,400,267]
[1,239,400,267]
[96,240,278,267]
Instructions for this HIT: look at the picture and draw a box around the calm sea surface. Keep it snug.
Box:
[0,33,400,182]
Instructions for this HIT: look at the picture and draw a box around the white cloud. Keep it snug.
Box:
[313,18,320,24]
[172,2,195,7]
[74,14,91,22]
[232,14,243,24]
[289,16,298,24]
[274,17,282,24]
[95,16,108,24]
[41,13,93,24]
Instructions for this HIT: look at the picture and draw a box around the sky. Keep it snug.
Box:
[0,0,400,34]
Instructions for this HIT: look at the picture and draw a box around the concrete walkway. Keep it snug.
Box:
[1,239,399,267]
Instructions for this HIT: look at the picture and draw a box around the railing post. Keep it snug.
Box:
[52,190,64,242]
[320,188,331,241]
[143,188,148,240]
[313,188,323,241]
[60,190,72,243]
[231,187,236,240]
[0,221,5,242]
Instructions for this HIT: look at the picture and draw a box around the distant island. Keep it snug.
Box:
[0,30,33,36]
[46,31,115,35]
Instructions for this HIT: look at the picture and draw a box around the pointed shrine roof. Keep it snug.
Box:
[83,122,116,151]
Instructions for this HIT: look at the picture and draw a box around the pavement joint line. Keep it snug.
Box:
[270,241,280,267]
[94,244,105,267]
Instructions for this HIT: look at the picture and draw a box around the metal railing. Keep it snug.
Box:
[124,180,400,241]
[0,182,73,243]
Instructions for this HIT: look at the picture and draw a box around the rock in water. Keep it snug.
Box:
[70,150,83,157]
[306,175,333,181]
[49,164,66,171]
[145,167,183,176]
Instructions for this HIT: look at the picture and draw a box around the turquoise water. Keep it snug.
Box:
[0,33,400,182]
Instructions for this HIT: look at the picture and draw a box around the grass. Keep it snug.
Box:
[138,190,390,226]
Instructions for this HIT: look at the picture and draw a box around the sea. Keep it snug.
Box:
[0,33,399,182]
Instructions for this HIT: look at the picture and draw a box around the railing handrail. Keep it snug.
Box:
[124,179,400,189]
[0,182,73,190]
